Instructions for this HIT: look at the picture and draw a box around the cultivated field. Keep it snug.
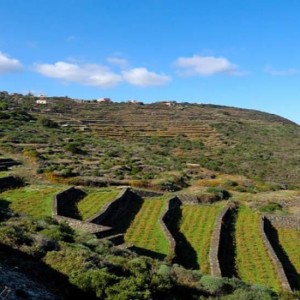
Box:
[235,206,281,291]
[125,196,169,257]
[77,187,120,220]
[0,184,67,217]
[179,203,224,273]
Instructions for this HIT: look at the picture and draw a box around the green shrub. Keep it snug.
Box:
[259,202,283,213]
[199,275,226,294]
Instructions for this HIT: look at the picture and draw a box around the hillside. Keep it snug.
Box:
[1,92,300,299]
[0,92,300,189]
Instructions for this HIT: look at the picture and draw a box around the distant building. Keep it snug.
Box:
[97,97,112,103]
[36,94,48,104]
[128,100,143,105]
[36,99,47,104]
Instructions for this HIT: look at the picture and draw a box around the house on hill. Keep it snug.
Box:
[36,94,48,104]
[97,97,112,103]
[127,100,143,105]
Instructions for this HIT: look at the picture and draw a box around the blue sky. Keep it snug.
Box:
[1,0,300,124]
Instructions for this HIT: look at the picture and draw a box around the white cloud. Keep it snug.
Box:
[174,55,239,76]
[107,56,129,68]
[264,66,299,76]
[35,61,122,88]
[0,51,22,74]
[122,67,171,87]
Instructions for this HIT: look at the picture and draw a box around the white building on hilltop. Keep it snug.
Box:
[97,97,112,103]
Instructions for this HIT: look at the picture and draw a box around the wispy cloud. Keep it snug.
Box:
[264,66,299,76]
[107,56,129,68]
[0,51,22,74]
[34,61,122,88]
[173,54,241,76]
[122,67,171,87]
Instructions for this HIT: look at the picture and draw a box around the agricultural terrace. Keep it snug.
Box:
[277,227,300,284]
[0,184,68,218]
[179,202,224,273]
[125,196,169,257]
[0,172,10,178]
[77,187,120,220]
[235,206,281,291]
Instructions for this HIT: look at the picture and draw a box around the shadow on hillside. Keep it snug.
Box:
[165,201,199,269]
[129,245,166,261]
[0,199,14,221]
[0,242,92,300]
[100,191,144,235]
[58,188,86,220]
[264,218,300,290]
[219,208,238,278]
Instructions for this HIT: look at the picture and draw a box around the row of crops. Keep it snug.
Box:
[0,179,299,292]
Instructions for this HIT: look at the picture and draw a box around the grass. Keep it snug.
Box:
[235,205,282,291]
[277,228,300,278]
[179,203,224,273]
[125,196,169,257]
[77,187,120,220]
[0,184,68,217]
[0,171,11,178]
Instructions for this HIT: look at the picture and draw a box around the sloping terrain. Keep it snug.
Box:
[1,92,300,298]
[0,93,300,189]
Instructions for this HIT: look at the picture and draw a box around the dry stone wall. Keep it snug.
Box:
[160,197,181,262]
[261,216,292,291]
[209,206,230,277]
[266,214,300,231]
[52,187,85,218]
[87,188,138,225]
[53,187,112,237]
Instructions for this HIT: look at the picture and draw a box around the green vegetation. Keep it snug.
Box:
[1,93,300,297]
[235,206,281,291]
[179,203,224,273]
[1,93,300,189]
[277,228,300,280]
[125,196,169,257]
[77,187,120,220]
[0,209,282,299]
[0,171,10,178]
[0,184,67,217]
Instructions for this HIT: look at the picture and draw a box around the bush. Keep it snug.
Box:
[71,269,117,298]
[206,187,231,200]
[259,202,283,213]
[38,117,58,128]
[199,275,226,294]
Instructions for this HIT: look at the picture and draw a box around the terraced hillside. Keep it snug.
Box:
[179,203,224,273]
[125,196,169,259]
[77,187,120,220]
[235,206,282,291]
[0,184,67,217]
[1,94,300,297]
[0,93,300,188]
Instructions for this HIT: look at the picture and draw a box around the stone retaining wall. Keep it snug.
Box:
[160,197,181,263]
[53,189,113,237]
[87,188,136,225]
[209,206,230,277]
[52,187,85,218]
[0,176,24,191]
[132,189,163,198]
[265,214,300,231]
[261,217,292,291]
[177,194,198,204]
